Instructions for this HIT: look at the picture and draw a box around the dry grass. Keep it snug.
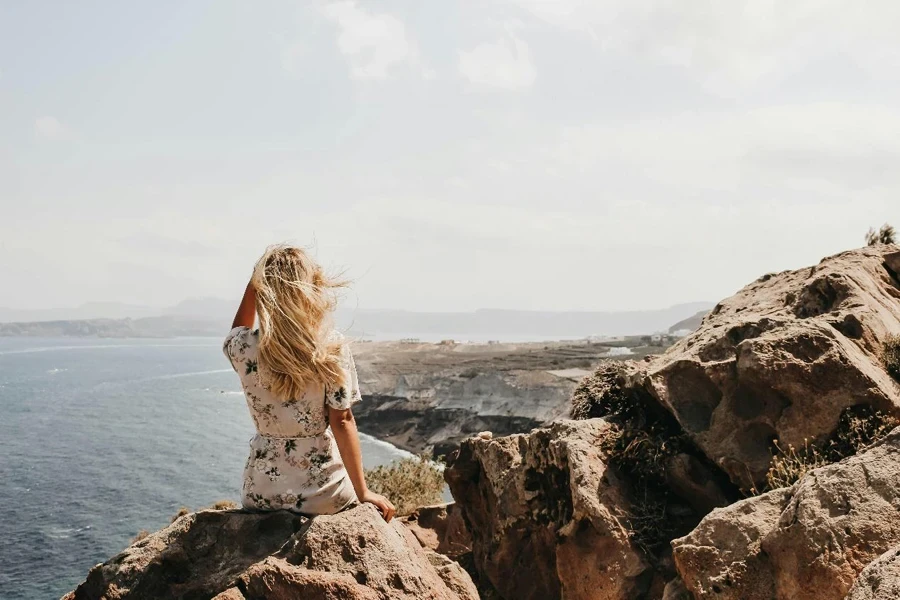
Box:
[364,455,445,516]
[208,499,239,510]
[131,529,150,544]
[883,335,900,381]
[170,507,190,523]
[764,405,899,491]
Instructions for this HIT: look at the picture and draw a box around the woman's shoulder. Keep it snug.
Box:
[223,326,259,363]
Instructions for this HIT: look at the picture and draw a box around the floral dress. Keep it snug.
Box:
[223,326,362,515]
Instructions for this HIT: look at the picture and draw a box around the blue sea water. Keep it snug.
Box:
[0,337,412,600]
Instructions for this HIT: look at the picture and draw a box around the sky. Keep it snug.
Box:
[2,1,900,312]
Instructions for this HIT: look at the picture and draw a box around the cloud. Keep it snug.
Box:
[506,0,900,92]
[458,31,536,89]
[319,1,430,80]
[34,116,68,139]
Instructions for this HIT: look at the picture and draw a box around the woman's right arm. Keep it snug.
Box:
[231,281,256,330]
[330,406,396,521]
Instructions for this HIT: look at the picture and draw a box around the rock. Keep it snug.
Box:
[845,545,900,600]
[399,502,472,558]
[672,427,900,600]
[240,557,380,600]
[476,431,493,440]
[661,576,692,600]
[445,419,650,600]
[211,590,245,600]
[63,505,476,600]
[67,509,304,600]
[672,488,791,600]
[576,245,900,488]
[278,504,475,600]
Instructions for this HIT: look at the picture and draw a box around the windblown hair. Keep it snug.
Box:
[251,244,347,401]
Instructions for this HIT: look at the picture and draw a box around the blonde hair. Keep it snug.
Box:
[251,244,347,400]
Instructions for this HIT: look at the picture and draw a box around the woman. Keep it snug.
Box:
[223,244,395,521]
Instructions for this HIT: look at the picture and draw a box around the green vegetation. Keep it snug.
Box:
[764,405,899,491]
[865,223,896,246]
[364,455,446,516]
[883,334,900,381]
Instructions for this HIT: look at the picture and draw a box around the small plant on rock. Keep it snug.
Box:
[764,405,899,491]
[883,335,900,382]
[865,223,896,246]
[364,454,445,516]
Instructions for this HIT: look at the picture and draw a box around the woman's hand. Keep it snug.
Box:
[360,490,396,522]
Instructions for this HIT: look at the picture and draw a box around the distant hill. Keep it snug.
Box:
[0,300,714,339]
[668,310,709,334]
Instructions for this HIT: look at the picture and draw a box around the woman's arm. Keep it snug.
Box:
[329,406,396,522]
[231,282,256,329]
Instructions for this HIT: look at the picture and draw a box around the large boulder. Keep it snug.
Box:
[672,426,900,600]
[845,545,900,600]
[62,504,477,600]
[445,419,650,600]
[576,245,900,488]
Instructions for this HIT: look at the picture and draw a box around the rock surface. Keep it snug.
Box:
[62,504,476,600]
[399,502,472,558]
[672,426,900,600]
[445,419,650,600]
[575,245,900,488]
[845,545,900,600]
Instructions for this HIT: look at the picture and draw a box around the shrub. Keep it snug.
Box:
[131,529,150,544]
[866,223,896,246]
[764,405,899,491]
[170,506,190,523]
[208,499,239,510]
[364,455,445,516]
[883,335,900,381]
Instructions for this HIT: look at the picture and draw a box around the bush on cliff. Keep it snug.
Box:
[764,405,899,491]
[364,455,445,516]
[883,334,900,381]
[865,223,897,246]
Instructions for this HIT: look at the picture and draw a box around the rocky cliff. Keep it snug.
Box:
[351,339,650,456]
[446,244,900,599]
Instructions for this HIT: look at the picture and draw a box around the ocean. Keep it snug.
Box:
[0,336,413,600]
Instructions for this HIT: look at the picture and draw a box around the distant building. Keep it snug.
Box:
[400,338,420,344]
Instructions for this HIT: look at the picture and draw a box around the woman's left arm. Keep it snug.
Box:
[231,282,256,329]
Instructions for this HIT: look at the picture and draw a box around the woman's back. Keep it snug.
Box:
[223,325,362,515]
[223,326,360,438]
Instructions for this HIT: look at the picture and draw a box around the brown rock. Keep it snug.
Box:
[577,245,900,488]
[399,502,472,558]
[673,427,900,600]
[240,557,380,600]
[280,504,476,600]
[67,509,303,600]
[62,504,476,600]
[211,588,246,600]
[845,545,900,600]
[445,419,650,600]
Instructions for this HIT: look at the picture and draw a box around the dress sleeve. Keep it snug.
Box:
[326,342,362,410]
[223,326,249,372]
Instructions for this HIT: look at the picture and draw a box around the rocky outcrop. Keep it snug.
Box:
[672,426,900,600]
[575,245,900,488]
[445,419,651,600]
[845,545,900,600]
[63,504,477,600]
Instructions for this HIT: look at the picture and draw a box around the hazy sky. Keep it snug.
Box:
[2,1,899,312]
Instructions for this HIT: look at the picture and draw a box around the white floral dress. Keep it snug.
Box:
[223,326,362,515]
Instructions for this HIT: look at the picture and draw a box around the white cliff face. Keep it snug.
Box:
[350,339,627,455]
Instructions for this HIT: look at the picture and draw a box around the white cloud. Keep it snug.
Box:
[458,31,536,89]
[320,1,429,80]
[34,116,67,139]
[507,0,900,92]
